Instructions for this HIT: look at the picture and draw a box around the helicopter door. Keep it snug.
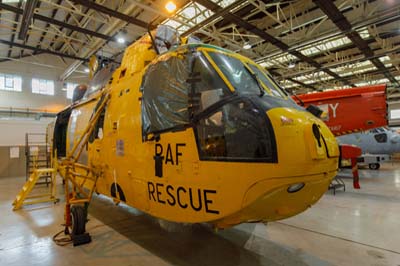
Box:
[53,107,72,158]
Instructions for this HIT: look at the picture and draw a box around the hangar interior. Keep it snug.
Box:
[0,0,400,265]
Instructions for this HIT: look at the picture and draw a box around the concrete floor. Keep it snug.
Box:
[1,163,400,266]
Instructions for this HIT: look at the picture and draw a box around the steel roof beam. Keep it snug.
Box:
[47,7,86,50]
[287,77,317,91]
[182,0,247,37]
[269,69,317,91]
[0,51,43,63]
[0,39,87,61]
[192,0,354,88]
[256,11,400,63]
[313,0,399,86]
[0,3,111,41]
[37,0,62,49]
[294,65,399,89]
[18,0,38,40]
[7,0,23,58]
[70,0,149,29]
[20,0,42,59]
[280,45,400,80]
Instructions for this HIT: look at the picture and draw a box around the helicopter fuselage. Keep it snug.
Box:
[54,34,339,229]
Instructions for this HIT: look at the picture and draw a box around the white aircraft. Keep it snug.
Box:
[337,127,400,169]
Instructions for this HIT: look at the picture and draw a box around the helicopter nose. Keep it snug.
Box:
[312,123,322,147]
[305,121,339,160]
[390,135,400,144]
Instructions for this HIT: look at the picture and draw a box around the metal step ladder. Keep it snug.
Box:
[25,133,51,185]
[12,168,58,210]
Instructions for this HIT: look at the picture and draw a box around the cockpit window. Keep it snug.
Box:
[207,52,286,98]
[140,50,231,138]
[207,52,261,95]
[374,133,387,143]
[247,64,286,98]
[191,54,232,112]
[195,99,276,162]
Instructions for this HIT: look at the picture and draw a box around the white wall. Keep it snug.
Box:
[0,118,53,146]
[388,101,400,126]
[0,54,88,111]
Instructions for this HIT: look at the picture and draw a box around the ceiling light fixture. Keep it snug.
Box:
[243,42,251,50]
[117,37,125,44]
[84,68,90,73]
[165,1,176,13]
[288,61,296,69]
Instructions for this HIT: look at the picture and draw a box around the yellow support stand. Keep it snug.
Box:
[12,167,58,211]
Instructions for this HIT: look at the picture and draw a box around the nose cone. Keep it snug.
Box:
[267,106,339,170]
[390,134,400,144]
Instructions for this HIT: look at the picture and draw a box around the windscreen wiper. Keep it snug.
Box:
[243,66,265,97]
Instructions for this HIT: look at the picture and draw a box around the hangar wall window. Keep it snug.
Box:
[0,74,22,92]
[32,78,54,95]
[66,83,78,99]
[390,109,400,119]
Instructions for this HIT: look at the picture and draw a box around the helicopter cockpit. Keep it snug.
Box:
[140,45,302,163]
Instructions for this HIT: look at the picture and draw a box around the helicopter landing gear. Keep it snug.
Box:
[57,90,109,246]
[70,205,91,246]
[369,163,380,170]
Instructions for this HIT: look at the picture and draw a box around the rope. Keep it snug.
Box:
[52,228,72,246]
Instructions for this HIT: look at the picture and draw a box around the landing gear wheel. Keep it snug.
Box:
[369,163,380,170]
[71,205,86,236]
[70,205,91,246]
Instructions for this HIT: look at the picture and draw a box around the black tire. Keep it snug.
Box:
[369,163,380,170]
[71,205,86,236]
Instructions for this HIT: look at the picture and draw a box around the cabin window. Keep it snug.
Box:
[374,133,387,143]
[66,82,78,99]
[82,63,118,99]
[195,99,276,162]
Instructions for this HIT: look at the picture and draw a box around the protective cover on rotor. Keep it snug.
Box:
[154,25,181,54]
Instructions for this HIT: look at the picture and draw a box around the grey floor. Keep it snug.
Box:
[1,163,400,266]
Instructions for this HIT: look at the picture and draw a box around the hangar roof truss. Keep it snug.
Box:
[0,0,399,98]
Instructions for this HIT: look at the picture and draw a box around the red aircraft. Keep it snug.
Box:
[293,84,387,189]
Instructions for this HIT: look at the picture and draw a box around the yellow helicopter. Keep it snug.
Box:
[53,25,339,242]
